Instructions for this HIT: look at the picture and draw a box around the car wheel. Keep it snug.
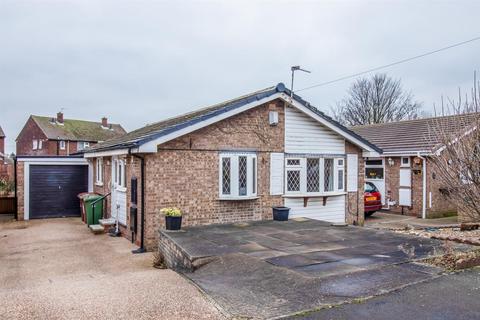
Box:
[365,211,375,217]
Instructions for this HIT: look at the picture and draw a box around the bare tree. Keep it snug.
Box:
[333,73,421,126]
[429,72,480,223]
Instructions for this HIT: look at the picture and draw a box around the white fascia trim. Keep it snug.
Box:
[22,159,90,220]
[83,148,129,158]
[137,93,284,153]
[380,151,432,157]
[279,93,378,153]
[362,151,381,158]
[18,157,88,164]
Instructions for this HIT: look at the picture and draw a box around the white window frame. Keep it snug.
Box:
[219,152,257,200]
[38,140,43,150]
[59,140,66,150]
[284,156,345,196]
[401,157,410,167]
[114,159,126,191]
[32,139,38,150]
[95,158,103,186]
[77,141,90,150]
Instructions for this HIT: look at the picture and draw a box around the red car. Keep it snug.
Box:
[365,182,382,217]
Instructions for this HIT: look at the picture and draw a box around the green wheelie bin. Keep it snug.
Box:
[84,194,103,226]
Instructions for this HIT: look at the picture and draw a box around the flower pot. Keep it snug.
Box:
[165,216,182,230]
[272,207,290,221]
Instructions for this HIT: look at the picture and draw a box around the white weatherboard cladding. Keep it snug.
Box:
[285,195,346,223]
[115,191,127,225]
[399,189,412,206]
[285,106,345,154]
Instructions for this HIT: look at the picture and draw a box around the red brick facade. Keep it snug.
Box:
[383,156,456,218]
[16,117,96,156]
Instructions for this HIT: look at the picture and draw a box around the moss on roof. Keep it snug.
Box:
[31,116,126,142]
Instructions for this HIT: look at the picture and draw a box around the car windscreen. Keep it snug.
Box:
[365,182,377,193]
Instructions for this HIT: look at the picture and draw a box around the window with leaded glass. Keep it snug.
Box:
[238,156,247,196]
[221,157,231,195]
[306,158,320,192]
[287,170,301,192]
[324,158,334,192]
[219,153,257,198]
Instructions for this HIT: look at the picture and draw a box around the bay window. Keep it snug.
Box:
[219,152,257,199]
[285,156,345,195]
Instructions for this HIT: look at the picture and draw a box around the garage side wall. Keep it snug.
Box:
[16,161,25,220]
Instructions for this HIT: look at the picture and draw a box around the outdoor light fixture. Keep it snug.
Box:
[388,157,394,166]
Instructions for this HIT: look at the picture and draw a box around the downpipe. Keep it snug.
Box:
[130,151,146,254]
[417,152,427,219]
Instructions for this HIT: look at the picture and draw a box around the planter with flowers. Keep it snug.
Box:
[161,207,183,230]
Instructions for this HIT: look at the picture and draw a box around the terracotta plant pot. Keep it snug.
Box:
[165,216,182,230]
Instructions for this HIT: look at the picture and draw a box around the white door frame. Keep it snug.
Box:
[19,157,90,220]
[365,158,386,205]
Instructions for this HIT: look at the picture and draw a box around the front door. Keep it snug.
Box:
[111,156,127,225]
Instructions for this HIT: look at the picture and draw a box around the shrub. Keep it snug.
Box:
[160,207,182,217]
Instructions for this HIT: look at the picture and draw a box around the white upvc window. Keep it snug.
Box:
[96,158,103,185]
[32,139,38,150]
[113,159,126,189]
[401,157,410,167]
[59,140,66,150]
[285,156,345,195]
[77,141,90,150]
[219,152,257,199]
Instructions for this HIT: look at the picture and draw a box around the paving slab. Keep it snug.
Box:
[164,219,456,318]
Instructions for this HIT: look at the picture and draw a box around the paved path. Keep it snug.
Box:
[0,218,223,320]
[287,268,480,320]
[365,211,459,230]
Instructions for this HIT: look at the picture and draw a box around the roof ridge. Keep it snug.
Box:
[350,112,480,129]
[143,85,276,128]
[31,115,122,126]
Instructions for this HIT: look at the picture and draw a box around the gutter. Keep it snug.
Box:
[417,152,427,219]
[130,149,146,254]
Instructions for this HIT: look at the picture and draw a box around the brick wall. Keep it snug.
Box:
[16,117,50,156]
[142,100,285,249]
[16,161,24,220]
[345,142,365,225]
[426,158,458,217]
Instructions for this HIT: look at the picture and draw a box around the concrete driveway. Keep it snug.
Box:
[0,218,223,320]
[161,218,468,319]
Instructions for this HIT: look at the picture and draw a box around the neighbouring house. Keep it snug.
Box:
[351,113,478,219]
[78,83,381,250]
[0,126,14,182]
[16,112,126,156]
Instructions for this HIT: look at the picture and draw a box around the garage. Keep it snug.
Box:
[17,157,92,220]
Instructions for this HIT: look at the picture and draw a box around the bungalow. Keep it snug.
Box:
[351,113,478,219]
[82,83,381,250]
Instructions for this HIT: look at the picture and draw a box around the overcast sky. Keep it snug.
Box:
[1,0,479,153]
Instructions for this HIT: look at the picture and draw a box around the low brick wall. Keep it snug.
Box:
[158,230,195,272]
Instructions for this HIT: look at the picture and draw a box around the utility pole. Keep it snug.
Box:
[290,66,311,97]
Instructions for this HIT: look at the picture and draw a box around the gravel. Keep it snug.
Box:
[0,218,225,320]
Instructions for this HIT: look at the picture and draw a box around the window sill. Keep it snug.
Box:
[218,196,260,201]
[95,182,104,187]
[116,186,127,193]
[282,192,346,198]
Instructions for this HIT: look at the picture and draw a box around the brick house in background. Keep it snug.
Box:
[351,113,478,219]
[0,126,14,181]
[76,83,380,250]
[16,112,126,156]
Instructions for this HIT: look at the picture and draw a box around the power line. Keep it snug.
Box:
[296,36,480,93]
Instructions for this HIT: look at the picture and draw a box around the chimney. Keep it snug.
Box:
[57,112,64,124]
[102,117,108,127]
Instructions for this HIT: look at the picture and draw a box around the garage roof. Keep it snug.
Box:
[351,113,479,154]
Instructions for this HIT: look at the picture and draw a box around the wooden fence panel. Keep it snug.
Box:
[0,197,16,214]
